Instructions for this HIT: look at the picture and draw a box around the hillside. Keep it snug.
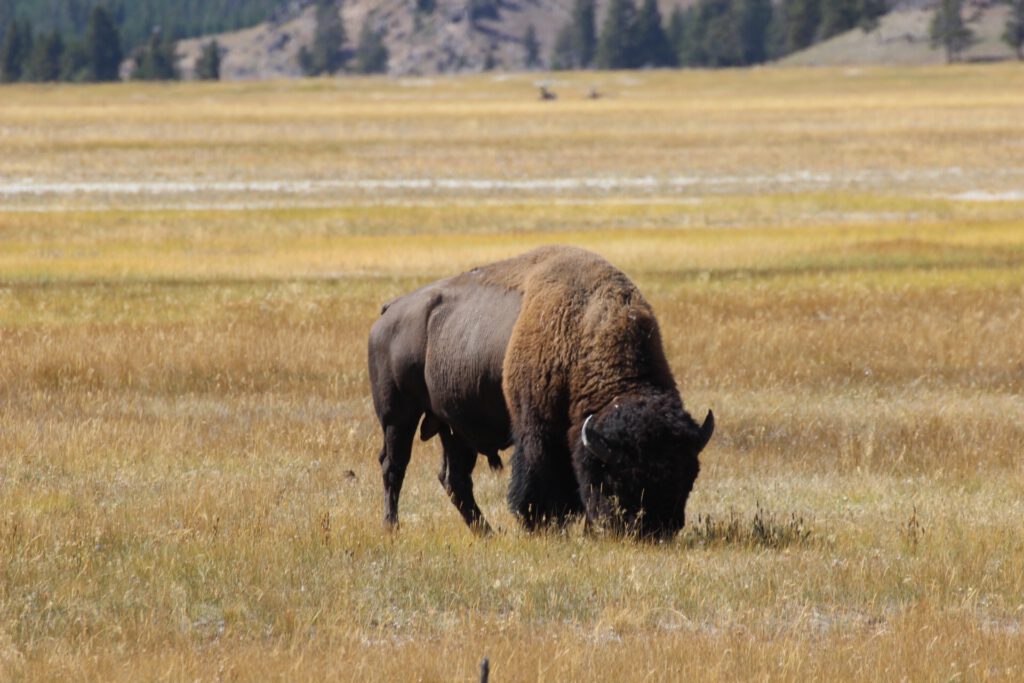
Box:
[176,0,680,78]
[781,2,1018,66]
[173,0,1022,79]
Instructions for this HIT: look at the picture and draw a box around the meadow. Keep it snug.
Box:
[1,66,1023,680]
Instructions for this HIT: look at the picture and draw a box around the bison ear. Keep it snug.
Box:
[582,414,617,463]
[697,410,715,451]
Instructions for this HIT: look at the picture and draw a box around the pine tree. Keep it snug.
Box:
[550,0,596,69]
[818,0,859,39]
[765,0,790,58]
[739,0,773,64]
[784,0,821,52]
[636,0,674,66]
[523,24,542,69]
[468,0,500,24]
[86,5,123,81]
[0,0,12,34]
[299,0,346,76]
[701,0,745,66]
[929,0,974,63]
[858,0,888,32]
[668,6,689,63]
[61,40,90,82]
[550,23,576,70]
[354,18,388,74]
[26,31,64,82]
[195,40,221,80]
[596,0,641,69]
[1,17,33,82]
[131,29,178,80]
[570,0,597,67]
[1004,0,1024,60]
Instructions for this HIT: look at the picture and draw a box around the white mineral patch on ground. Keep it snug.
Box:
[2,168,1022,213]
[946,191,1024,202]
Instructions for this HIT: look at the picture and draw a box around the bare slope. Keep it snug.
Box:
[781,4,1017,66]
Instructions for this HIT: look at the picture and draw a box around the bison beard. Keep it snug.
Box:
[367,245,714,538]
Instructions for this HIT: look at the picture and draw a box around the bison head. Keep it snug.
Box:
[574,393,713,540]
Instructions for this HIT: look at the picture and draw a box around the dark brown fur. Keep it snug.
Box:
[368,245,713,536]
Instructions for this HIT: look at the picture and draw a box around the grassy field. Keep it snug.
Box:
[1,66,1024,681]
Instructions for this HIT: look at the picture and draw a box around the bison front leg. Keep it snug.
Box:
[378,415,419,530]
[507,427,583,530]
[438,429,491,534]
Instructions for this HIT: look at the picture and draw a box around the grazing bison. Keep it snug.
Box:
[368,246,714,538]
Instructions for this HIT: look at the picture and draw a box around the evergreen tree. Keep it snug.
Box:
[739,0,773,63]
[85,5,122,81]
[0,0,12,33]
[929,0,974,63]
[550,0,596,69]
[61,40,90,81]
[765,0,790,58]
[468,0,500,24]
[818,0,859,39]
[680,5,706,65]
[550,23,576,70]
[1004,0,1024,60]
[702,0,745,66]
[195,39,221,80]
[680,0,742,67]
[570,0,597,67]
[483,45,497,70]
[1,17,33,82]
[26,30,64,82]
[858,0,888,32]
[637,0,674,66]
[299,0,346,76]
[596,0,641,69]
[667,6,689,64]
[354,18,388,74]
[131,29,178,80]
[783,0,821,52]
[523,24,542,69]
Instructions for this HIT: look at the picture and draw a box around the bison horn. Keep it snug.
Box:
[698,409,715,450]
[582,414,615,463]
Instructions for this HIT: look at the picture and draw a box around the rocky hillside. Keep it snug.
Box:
[174,0,1022,79]
[176,0,683,78]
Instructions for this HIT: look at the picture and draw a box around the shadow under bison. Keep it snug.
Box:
[368,245,713,539]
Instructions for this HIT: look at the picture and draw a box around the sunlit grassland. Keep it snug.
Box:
[2,66,1024,680]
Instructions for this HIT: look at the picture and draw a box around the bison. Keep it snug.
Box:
[368,245,714,538]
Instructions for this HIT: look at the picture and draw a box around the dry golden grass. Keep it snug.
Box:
[1,66,1023,681]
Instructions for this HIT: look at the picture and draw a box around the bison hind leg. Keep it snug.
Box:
[438,430,492,534]
[379,412,420,530]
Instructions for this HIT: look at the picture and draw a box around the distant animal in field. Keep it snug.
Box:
[538,85,557,100]
[368,246,714,538]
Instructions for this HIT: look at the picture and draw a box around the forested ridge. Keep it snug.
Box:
[0,0,282,51]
